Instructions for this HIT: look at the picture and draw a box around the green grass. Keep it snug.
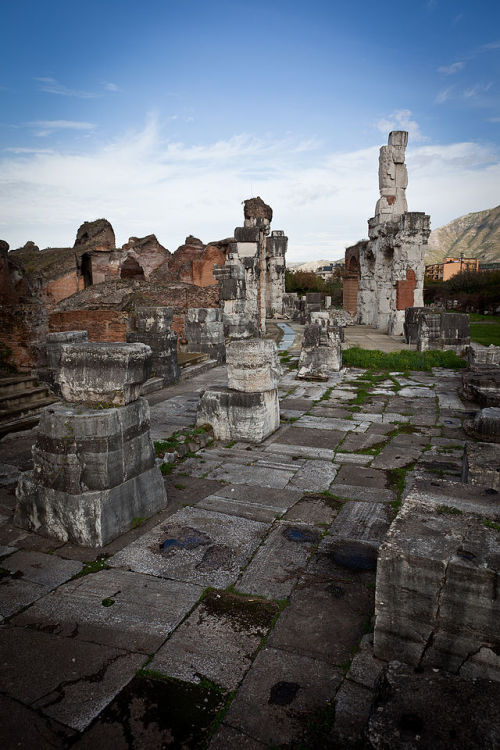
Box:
[483,519,500,531]
[71,555,110,579]
[469,313,500,323]
[436,504,462,515]
[470,322,500,347]
[342,346,466,371]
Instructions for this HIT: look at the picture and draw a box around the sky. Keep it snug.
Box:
[1,0,499,262]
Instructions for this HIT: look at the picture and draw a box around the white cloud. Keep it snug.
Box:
[102,82,121,92]
[34,76,98,98]
[3,147,55,154]
[438,61,465,75]
[375,109,427,142]
[435,86,454,104]
[1,116,499,262]
[463,82,493,99]
[26,120,96,131]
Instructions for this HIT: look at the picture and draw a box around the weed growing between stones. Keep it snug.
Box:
[160,463,174,475]
[71,554,110,579]
[388,463,416,515]
[343,347,466,371]
[132,516,146,528]
[436,505,463,515]
[483,519,500,531]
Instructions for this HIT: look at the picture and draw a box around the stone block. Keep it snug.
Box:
[38,330,89,394]
[296,323,342,380]
[374,489,500,675]
[462,367,500,407]
[226,339,280,392]
[31,400,155,493]
[196,387,279,443]
[464,407,500,443]
[15,465,167,548]
[468,344,500,368]
[131,306,173,333]
[185,308,226,363]
[462,440,500,489]
[55,342,151,405]
[127,330,179,385]
[404,306,427,344]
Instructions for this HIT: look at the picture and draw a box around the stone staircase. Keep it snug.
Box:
[0,375,57,438]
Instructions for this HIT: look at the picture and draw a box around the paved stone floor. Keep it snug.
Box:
[343,324,413,353]
[0,343,491,749]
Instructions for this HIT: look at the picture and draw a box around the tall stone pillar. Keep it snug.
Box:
[127,307,179,386]
[15,342,167,547]
[357,132,430,335]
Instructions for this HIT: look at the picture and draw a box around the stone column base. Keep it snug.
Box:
[15,465,167,547]
[196,387,279,442]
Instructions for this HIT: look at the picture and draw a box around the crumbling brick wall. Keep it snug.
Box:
[49,311,129,342]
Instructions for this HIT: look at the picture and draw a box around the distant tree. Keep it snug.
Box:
[285,269,342,304]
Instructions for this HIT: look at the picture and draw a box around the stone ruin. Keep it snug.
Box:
[296,310,343,380]
[374,487,499,681]
[348,132,431,335]
[214,197,287,338]
[404,307,470,354]
[196,338,280,442]
[184,307,226,364]
[463,342,500,448]
[15,340,167,546]
[126,306,180,387]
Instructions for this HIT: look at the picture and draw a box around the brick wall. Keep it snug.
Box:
[343,277,359,317]
[45,273,84,308]
[396,269,416,311]
[49,310,129,342]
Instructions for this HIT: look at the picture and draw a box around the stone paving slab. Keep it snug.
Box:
[222,646,342,747]
[0,626,144,731]
[296,415,367,432]
[332,452,373,465]
[266,425,345,450]
[329,484,395,504]
[2,550,82,587]
[264,441,335,461]
[197,494,283,523]
[323,501,392,568]
[12,569,203,653]
[172,455,223,478]
[334,465,389,489]
[371,433,430,470]
[398,386,435,398]
[282,494,340,526]
[0,693,76,749]
[204,461,296,489]
[339,431,390,453]
[109,507,268,589]
[267,573,375,665]
[287,459,338,492]
[0,577,48,619]
[308,406,353,419]
[149,590,279,690]
[237,522,321,599]
[209,724,266,749]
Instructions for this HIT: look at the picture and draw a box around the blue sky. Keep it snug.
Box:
[1,0,499,260]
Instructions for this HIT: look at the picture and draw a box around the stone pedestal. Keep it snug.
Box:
[196,387,279,442]
[185,308,226,363]
[15,342,167,546]
[196,338,280,442]
[38,330,89,395]
[462,441,500,489]
[127,307,179,386]
[374,489,500,680]
[297,323,342,380]
[462,368,500,407]
[415,311,470,354]
[464,407,500,443]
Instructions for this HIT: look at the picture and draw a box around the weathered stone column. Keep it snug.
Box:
[37,330,89,395]
[15,342,167,547]
[196,338,280,442]
[185,308,226,363]
[127,307,179,386]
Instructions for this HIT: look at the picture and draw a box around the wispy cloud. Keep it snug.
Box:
[375,109,427,142]
[3,147,55,154]
[481,40,500,51]
[1,117,499,261]
[435,86,454,104]
[24,120,97,137]
[463,82,493,99]
[101,81,121,92]
[34,76,98,98]
[438,61,465,75]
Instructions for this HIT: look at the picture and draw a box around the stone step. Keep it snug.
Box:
[0,375,39,397]
[0,386,53,411]
[179,358,218,381]
[140,377,166,396]
[0,396,58,438]
[178,351,210,368]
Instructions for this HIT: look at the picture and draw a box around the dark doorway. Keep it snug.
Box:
[81,252,93,288]
[120,255,145,280]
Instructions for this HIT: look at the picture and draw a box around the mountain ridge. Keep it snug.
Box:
[425,205,500,265]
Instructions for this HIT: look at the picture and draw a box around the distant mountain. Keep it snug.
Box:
[289,259,333,272]
[426,205,500,265]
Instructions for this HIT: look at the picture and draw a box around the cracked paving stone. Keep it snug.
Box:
[2,550,82,588]
[149,589,280,690]
[267,426,345,450]
[203,461,296,489]
[237,522,321,599]
[334,465,389,489]
[287,459,338,492]
[197,483,301,523]
[108,507,268,589]
[0,627,144,731]
[282,494,340,526]
[12,569,204,653]
[223,647,342,747]
[267,572,375,665]
[0,693,76,749]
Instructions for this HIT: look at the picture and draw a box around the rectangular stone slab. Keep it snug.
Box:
[108,507,268,589]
